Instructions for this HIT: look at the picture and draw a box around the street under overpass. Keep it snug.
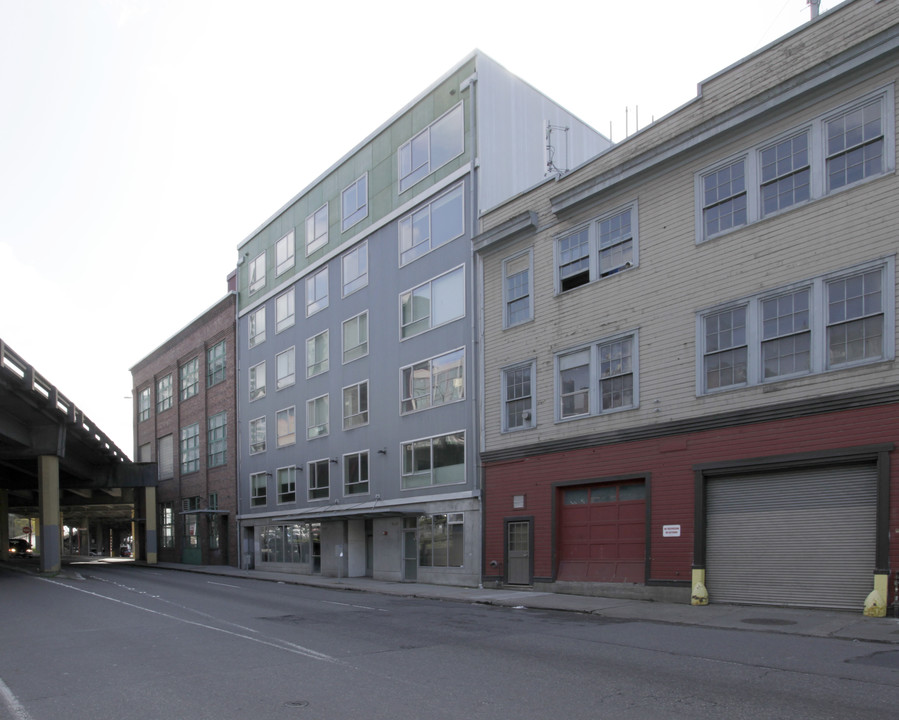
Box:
[0,339,157,572]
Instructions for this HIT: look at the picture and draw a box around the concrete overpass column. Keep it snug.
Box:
[145,486,158,564]
[38,455,61,573]
[0,489,9,557]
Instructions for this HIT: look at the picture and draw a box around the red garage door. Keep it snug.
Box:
[558,481,646,583]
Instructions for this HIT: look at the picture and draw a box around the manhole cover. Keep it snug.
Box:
[740,618,798,626]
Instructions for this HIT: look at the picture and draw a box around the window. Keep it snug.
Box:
[251,472,267,507]
[180,423,199,474]
[308,459,330,500]
[207,412,227,468]
[160,502,174,548]
[556,204,637,293]
[401,431,464,490]
[502,361,535,432]
[180,358,199,401]
[306,330,329,378]
[557,333,638,420]
[401,348,464,413]
[207,341,226,387]
[343,312,368,363]
[277,466,296,504]
[249,307,266,348]
[696,89,893,242]
[343,381,369,429]
[342,241,368,296]
[249,416,266,454]
[249,361,266,401]
[276,289,295,333]
[156,375,173,413]
[276,229,295,276]
[344,451,369,495]
[341,174,368,231]
[157,434,173,480]
[248,252,266,295]
[305,204,328,255]
[399,104,464,192]
[306,394,329,439]
[276,347,295,390]
[418,513,464,567]
[400,265,464,339]
[138,443,151,462]
[399,184,464,265]
[138,387,151,422]
[306,266,329,316]
[503,251,532,327]
[276,406,296,447]
[698,260,893,393]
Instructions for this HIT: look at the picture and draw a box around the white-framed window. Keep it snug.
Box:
[308,458,330,501]
[249,416,266,455]
[248,252,266,295]
[275,289,295,333]
[180,358,199,401]
[276,406,296,448]
[398,184,465,266]
[249,307,266,348]
[696,87,894,242]
[249,361,266,402]
[276,347,295,390]
[398,103,464,192]
[503,250,533,327]
[418,513,464,567]
[276,229,295,276]
[556,332,638,421]
[306,330,329,378]
[207,412,227,467]
[698,259,895,393]
[341,174,368,231]
[556,203,637,293]
[344,451,369,496]
[156,374,173,413]
[342,241,368,297]
[502,360,535,432]
[306,266,329,316]
[400,265,465,339]
[342,311,369,364]
[305,204,328,256]
[402,431,465,490]
[306,394,329,439]
[250,472,267,507]
[207,341,226,387]
[138,386,151,422]
[180,423,200,474]
[342,380,369,430]
[401,347,464,414]
[277,466,296,504]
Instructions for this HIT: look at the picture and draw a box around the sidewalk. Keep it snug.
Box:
[121,560,899,646]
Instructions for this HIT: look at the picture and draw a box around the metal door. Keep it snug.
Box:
[181,513,201,564]
[403,528,417,581]
[506,520,531,585]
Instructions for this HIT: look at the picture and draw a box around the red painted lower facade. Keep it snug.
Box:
[483,403,899,608]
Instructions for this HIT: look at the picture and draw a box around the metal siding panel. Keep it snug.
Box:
[706,465,876,610]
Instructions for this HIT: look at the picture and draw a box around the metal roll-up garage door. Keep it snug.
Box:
[706,464,876,610]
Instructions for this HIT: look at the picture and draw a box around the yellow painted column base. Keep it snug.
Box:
[863,574,889,617]
[691,568,709,606]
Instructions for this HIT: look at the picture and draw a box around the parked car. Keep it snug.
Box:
[8,539,32,557]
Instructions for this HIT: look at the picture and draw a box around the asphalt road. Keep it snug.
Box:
[1,562,897,720]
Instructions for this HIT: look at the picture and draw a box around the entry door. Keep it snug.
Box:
[182,513,201,565]
[506,521,531,585]
[403,528,418,581]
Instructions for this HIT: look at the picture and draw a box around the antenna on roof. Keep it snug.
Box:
[545,121,570,177]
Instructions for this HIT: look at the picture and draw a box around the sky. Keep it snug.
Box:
[0,0,839,457]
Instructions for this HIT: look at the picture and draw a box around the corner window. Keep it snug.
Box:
[342,311,368,364]
[556,204,637,293]
[306,266,329,317]
[276,289,295,333]
[138,387,151,422]
[306,394,329,440]
[277,466,296,504]
[248,252,266,295]
[341,174,368,231]
[180,358,199,401]
[249,307,266,348]
[207,412,227,468]
[401,348,464,414]
[344,451,369,496]
[399,104,464,192]
[342,241,368,297]
[276,347,296,390]
[276,406,296,448]
[503,250,532,327]
[401,431,465,490]
[156,375,173,413]
[305,204,328,256]
[308,459,330,501]
[276,230,295,276]
[249,416,266,455]
[556,333,638,420]
[250,472,267,507]
[399,184,464,265]
[306,330,329,378]
[207,341,226,387]
[502,361,535,432]
[400,265,465,339]
[180,423,200,474]
[249,361,266,402]
[343,380,369,430]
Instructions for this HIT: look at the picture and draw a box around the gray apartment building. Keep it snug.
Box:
[233,51,609,585]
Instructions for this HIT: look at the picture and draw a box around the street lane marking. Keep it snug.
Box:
[322,600,386,611]
[38,577,342,664]
[208,581,241,588]
[0,676,34,720]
